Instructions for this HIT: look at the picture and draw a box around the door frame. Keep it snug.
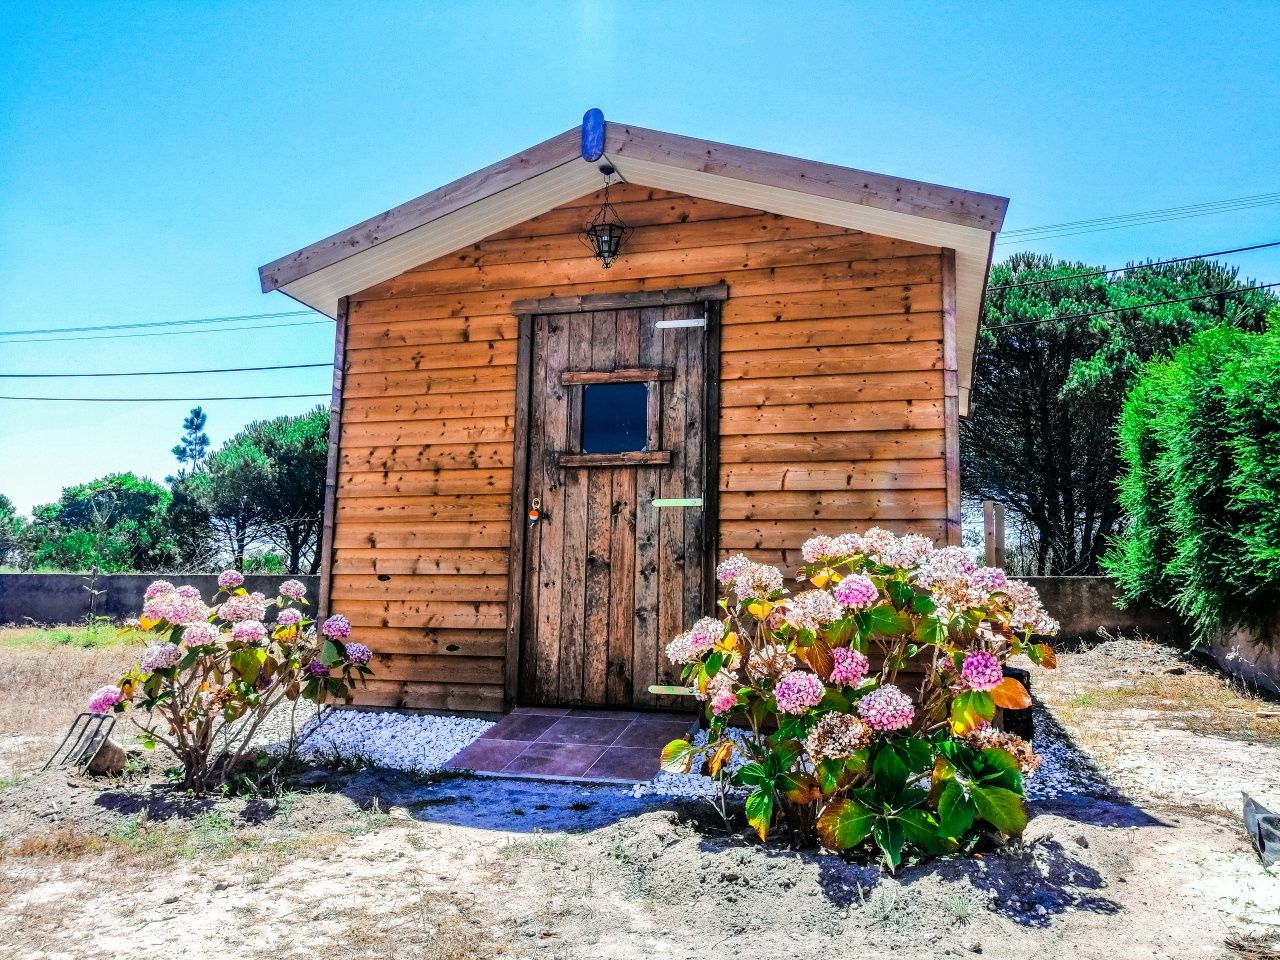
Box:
[502,284,729,707]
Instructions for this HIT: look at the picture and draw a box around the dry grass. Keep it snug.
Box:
[1060,668,1280,745]
[0,624,144,776]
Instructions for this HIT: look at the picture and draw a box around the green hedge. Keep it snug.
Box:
[1104,311,1280,639]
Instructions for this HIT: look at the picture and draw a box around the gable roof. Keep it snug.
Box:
[259,122,1008,412]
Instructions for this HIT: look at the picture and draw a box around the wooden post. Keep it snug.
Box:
[983,499,996,566]
[316,297,348,623]
[994,502,1007,570]
[940,249,962,546]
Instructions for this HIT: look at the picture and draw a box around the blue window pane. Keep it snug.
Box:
[581,382,648,454]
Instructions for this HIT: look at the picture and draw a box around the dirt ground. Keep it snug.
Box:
[1,633,1278,960]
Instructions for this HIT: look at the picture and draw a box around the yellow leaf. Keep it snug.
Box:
[810,572,831,588]
[747,600,774,621]
[705,739,734,778]
[139,617,160,630]
[990,677,1032,710]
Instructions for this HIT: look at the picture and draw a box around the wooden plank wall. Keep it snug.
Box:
[334,184,950,711]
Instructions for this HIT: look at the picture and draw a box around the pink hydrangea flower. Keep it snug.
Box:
[733,563,785,599]
[969,566,1010,594]
[831,533,865,557]
[858,685,915,731]
[176,585,203,599]
[322,614,352,639]
[686,617,725,654]
[276,608,303,626]
[345,642,373,666]
[710,688,738,715]
[144,580,175,601]
[232,620,268,644]
[961,650,1003,692]
[140,642,182,672]
[774,671,825,715]
[279,580,306,599]
[88,685,123,715]
[784,590,843,631]
[801,535,838,564]
[715,554,752,585]
[833,574,878,610]
[181,622,220,646]
[219,592,268,623]
[217,570,245,589]
[829,646,869,687]
[145,592,211,626]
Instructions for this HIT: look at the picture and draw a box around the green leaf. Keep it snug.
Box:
[937,780,975,838]
[874,818,905,869]
[975,747,1024,793]
[705,651,724,676]
[912,594,937,615]
[899,808,951,854]
[866,604,910,637]
[321,640,341,667]
[735,760,770,788]
[660,738,696,774]
[817,758,846,794]
[816,799,876,851]
[872,744,908,796]
[745,787,774,841]
[897,736,934,773]
[971,691,996,722]
[969,784,1028,836]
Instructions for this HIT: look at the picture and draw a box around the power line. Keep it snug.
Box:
[985,281,1280,331]
[0,362,331,379]
[996,191,1280,245]
[987,241,1280,293]
[1,317,331,345]
[0,393,331,402]
[0,309,316,338]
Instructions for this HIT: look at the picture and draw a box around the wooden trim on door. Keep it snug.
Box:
[503,312,536,706]
[317,296,349,622]
[510,283,729,315]
[556,451,672,468]
[940,249,962,546]
[701,297,724,612]
[560,367,673,385]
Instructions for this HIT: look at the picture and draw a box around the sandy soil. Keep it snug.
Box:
[0,636,1278,960]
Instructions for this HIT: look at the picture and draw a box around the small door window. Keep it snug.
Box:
[581,382,648,454]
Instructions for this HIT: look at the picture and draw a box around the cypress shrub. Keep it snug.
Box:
[1104,311,1280,639]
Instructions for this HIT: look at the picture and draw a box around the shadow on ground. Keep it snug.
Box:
[333,767,669,833]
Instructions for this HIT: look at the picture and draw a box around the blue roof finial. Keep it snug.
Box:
[581,108,605,162]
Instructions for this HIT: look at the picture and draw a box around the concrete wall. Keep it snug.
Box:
[0,574,320,626]
[1207,620,1280,695]
[1023,576,1189,645]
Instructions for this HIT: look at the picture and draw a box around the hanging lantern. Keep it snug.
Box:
[581,169,632,268]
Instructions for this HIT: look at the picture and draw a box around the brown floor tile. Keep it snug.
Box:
[613,718,695,749]
[512,706,571,716]
[584,746,662,782]
[480,712,561,741]
[565,707,643,719]
[502,742,607,777]
[445,738,529,773]
[535,716,631,745]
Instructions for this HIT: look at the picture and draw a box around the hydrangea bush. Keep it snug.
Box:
[88,572,372,792]
[661,528,1059,868]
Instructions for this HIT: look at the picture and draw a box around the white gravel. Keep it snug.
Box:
[293,708,493,774]
[633,718,1091,803]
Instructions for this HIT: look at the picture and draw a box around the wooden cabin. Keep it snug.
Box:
[259,117,1007,714]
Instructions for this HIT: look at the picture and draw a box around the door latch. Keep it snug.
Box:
[528,497,543,527]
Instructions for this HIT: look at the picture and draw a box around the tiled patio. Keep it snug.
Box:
[445,707,697,784]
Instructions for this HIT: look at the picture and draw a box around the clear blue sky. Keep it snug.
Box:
[2,1,1278,514]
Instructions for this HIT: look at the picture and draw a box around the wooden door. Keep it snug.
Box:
[518,302,711,708]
